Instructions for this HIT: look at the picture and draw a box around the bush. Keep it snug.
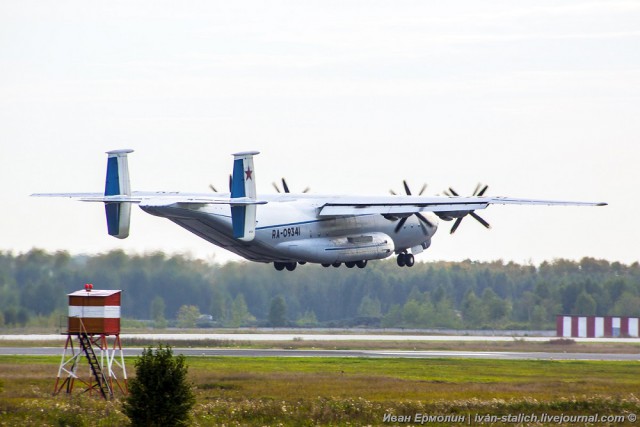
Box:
[122,345,195,427]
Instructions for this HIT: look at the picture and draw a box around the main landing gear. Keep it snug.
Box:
[275,260,370,271]
[274,262,297,271]
[320,260,368,269]
[396,252,415,267]
[275,256,410,270]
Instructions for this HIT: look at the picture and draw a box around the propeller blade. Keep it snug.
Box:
[417,218,428,235]
[403,180,411,196]
[415,212,433,235]
[443,189,452,197]
[274,178,310,193]
[450,217,464,234]
[443,183,492,233]
[229,175,233,192]
[415,212,434,229]
[418,183,427,196]
[476,184,489,197]
[394,217,408,233]
[209,184,218,192]
[470,212,491,229]
[389,189,397,195]
[281,178,290,193]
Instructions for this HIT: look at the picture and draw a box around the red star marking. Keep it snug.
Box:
[245,166,253,180]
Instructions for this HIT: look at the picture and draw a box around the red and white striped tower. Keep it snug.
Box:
[54,284,127,398]
[556,315,640,338]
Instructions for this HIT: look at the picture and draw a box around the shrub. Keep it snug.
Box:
[122,345,195,427]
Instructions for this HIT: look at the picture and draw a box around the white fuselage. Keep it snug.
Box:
[140,193,438,264]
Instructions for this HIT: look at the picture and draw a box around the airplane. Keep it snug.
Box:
[32,149,607,271]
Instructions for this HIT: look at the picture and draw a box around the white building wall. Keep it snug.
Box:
[595,317,604,338]
[612,317,621,337]
[563,316,572,337]
[578,317,587,337]
[629,318,639,337]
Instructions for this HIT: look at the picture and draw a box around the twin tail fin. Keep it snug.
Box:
[104,149,133,239]
[230,151,260,242]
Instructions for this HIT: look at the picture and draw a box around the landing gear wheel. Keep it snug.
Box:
[321,263,331,268]
[405,254,415,267]
[332,262,341,268]
[396,254,406,267]
[356,260,368,268]
[274,262,285,271]
[345,261,356,268]
[285,262,297,271]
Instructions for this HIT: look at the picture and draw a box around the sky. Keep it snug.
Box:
[1,1,638,265]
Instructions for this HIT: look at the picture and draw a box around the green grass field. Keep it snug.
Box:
[1,355,639,426]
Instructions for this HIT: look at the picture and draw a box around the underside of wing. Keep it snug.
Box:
[317,195,606,217]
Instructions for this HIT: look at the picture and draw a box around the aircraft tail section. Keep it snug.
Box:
[230,151,260,241]
[104,149,134,239]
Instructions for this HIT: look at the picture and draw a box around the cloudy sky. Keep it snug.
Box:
[1,1,638,265]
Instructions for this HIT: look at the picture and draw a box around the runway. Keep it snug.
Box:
[3,333,640,343]
[0,347,638,361]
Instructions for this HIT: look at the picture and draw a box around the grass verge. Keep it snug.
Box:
[0,356,638,426]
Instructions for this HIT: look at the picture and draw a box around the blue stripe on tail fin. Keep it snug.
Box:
[231,205,247,239]
[105,157,121,196]
[231,158,246,198]
[105,203,122,235]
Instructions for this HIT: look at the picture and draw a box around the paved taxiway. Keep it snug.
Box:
[1,347,638,361]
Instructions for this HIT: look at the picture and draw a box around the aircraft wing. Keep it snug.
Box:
[30,192,267,206]
[317,196,606,217]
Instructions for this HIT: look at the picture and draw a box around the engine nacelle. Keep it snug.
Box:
[277,232,395,264]
[435,210,471,221]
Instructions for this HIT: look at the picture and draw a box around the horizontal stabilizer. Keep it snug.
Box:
[31,192,268,206]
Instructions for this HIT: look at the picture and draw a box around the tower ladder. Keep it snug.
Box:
[77,322,113,399]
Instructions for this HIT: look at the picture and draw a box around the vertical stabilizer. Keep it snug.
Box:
[104,149,134,239]
[230,151,259,241]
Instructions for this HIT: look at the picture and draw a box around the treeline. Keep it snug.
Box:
[0,249,639,330]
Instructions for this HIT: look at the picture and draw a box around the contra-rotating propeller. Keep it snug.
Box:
[272,178,310,194]
[388,180,433,234]
[442,183,491,234]
[209,175,234,193]
[390,180,427,197]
